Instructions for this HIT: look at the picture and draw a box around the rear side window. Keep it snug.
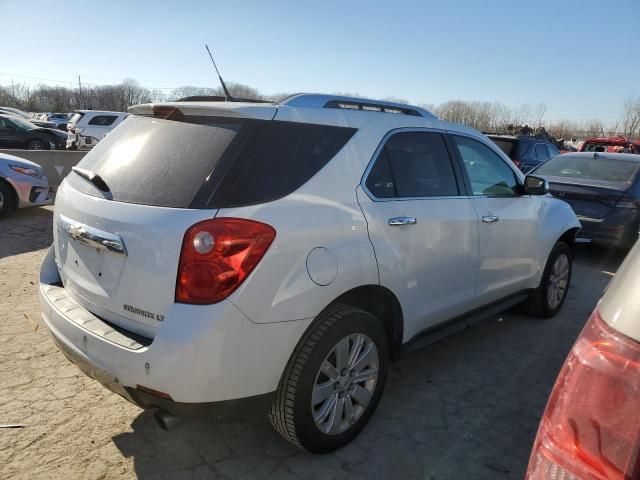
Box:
[548,144,560,157]
[365,131,459,198]
[88,115,117,126]
[217,122,356,207]
[534,143,549,161]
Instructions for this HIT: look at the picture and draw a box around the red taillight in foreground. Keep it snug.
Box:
[176,218,276,304]
[527,310,640,480]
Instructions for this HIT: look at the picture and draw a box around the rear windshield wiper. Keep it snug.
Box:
[72,167,110,193]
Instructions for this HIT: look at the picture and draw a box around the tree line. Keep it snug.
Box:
[1,79,638,140]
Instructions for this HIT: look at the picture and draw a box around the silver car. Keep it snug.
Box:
[0,152,51,218]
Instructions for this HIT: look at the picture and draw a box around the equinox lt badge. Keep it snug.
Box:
[124,304,164,322]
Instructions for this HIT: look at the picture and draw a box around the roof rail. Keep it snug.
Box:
[176,95,273,104]
[280,94,435,118]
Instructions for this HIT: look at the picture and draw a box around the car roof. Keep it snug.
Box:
[75,110,126,115]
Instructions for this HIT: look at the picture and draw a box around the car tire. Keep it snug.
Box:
[270,303,389,453]
[26,139,47,150]
[523,241,572,318]
[0,181,15,219]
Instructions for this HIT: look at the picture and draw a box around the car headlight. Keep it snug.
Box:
[10,165,41,177]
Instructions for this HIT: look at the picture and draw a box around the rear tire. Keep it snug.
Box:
[270,303,389,453]
[0,181,15,219]
[523,241,572,318]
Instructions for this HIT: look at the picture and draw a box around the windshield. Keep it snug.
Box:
[536,156,639,183]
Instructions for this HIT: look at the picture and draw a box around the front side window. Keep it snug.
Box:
[365,131,459,198]
[452,135,519,196]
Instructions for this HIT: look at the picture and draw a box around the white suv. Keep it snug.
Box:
[40,94,580,452]
[66,110,129,150]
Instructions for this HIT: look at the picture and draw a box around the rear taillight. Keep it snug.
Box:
[175,218,276,304]
[526,310,640,480]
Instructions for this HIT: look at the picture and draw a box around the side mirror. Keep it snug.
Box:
[524,175,549,195]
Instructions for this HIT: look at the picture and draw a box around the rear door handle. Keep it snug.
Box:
[388,216,417,226]
[481,215,499,223]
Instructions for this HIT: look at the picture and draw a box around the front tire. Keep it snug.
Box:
[523,241,572,318]
[270,304,389,453]
[26,139,47,150]
[0,181,15,219]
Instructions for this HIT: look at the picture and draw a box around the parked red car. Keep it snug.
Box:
[579,136,640,154]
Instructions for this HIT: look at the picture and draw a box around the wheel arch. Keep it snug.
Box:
[0,177,18,211]
[320,284,404,358]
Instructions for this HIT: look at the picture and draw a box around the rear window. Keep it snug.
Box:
[72,115,356,209]
[73,115,243,207]
[69,113,84,125]
[88,115,118,126]
[489,137,516,158]
[536,156,640,183]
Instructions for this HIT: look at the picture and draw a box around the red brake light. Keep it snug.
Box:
[176,218,276,304]
[527,310,640,480]
[512,158,523,169]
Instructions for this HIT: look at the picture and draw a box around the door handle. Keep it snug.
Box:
[481,215,499,223]
[388,216,417,226]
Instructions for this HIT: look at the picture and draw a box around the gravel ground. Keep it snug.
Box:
[0,206,627,479]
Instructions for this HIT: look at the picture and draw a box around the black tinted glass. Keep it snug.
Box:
[88,115,117,126]
[534,144,549,161]
[74,115,243,207]
[367,131,458,198]
[219,122,356,207]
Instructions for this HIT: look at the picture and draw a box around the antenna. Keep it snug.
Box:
[205,45,232,101]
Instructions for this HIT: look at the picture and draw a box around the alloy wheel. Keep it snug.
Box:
[547,253,570,309]
[311,333,379,435]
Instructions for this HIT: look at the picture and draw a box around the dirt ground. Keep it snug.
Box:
[0,206,627,479]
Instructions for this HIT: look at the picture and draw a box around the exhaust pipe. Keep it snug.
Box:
[153,409,181,431]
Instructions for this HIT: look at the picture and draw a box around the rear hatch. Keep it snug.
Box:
[535,155,639,219]
[546,178,629,219]
[53,104,276,338]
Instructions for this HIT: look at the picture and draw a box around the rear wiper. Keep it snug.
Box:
[71,167,110,193]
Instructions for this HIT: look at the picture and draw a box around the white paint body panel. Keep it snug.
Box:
[41,95,581,403]
[598,241,640,342]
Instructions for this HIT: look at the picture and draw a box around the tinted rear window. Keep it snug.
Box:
[73,115,243,207]
[211,121,357,208]
[536,156,640,182]
[489,137,516,158]
[72,116,356,209]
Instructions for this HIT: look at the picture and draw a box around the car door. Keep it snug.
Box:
[357,129,479,340]
[0,118,23,148]
[449,134,541,304]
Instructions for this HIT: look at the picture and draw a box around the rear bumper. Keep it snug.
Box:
[39,246,311,406]
[576,216,639,248]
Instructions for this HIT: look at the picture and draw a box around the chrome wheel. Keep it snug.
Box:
[547,253,569,309]
[27,140,44,150]
[311,333,379,435]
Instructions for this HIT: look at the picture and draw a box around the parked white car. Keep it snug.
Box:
[0,152,50,218]
[66,110,128,150]
[40,94,580,452]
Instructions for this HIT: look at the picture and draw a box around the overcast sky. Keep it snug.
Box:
[1,0,638,122]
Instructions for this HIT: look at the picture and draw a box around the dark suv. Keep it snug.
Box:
[487,135,560,173]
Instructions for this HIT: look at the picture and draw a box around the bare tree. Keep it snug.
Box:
[621,96,640,140]
[534,103,547,128]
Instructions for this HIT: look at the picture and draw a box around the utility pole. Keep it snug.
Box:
[78,75,83,109]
